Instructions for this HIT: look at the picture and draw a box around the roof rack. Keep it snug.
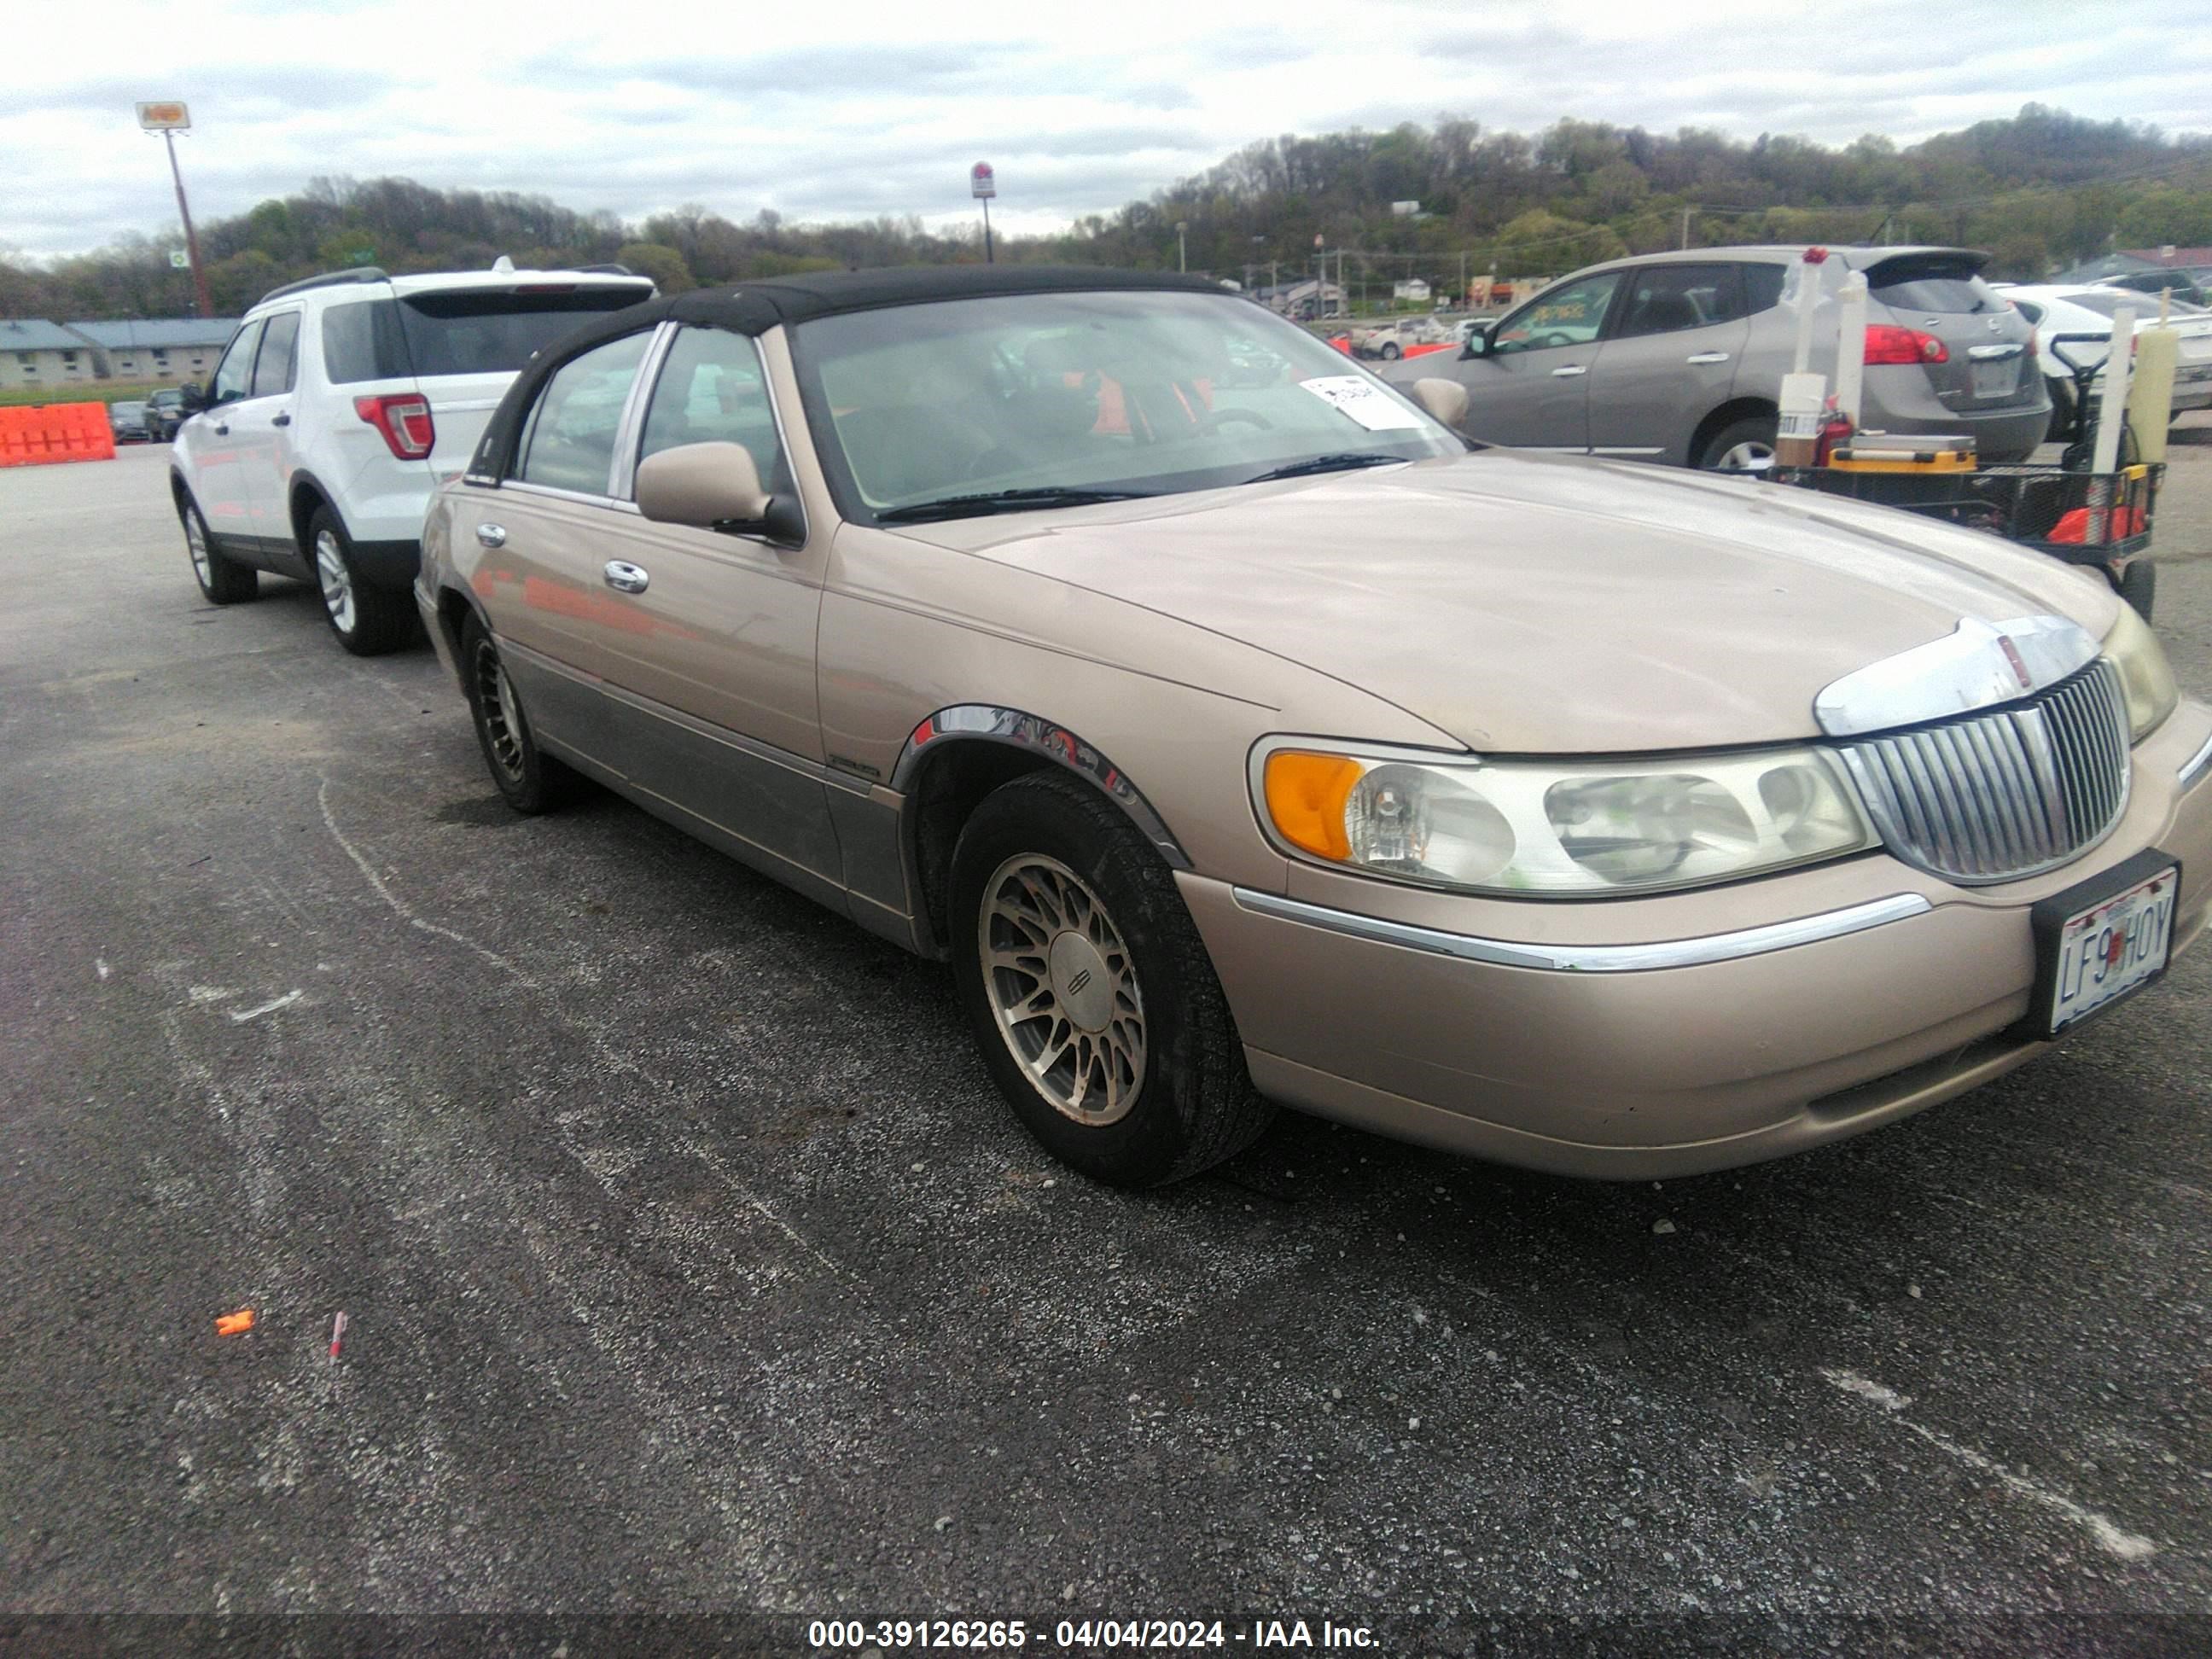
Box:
[253,266,391,307]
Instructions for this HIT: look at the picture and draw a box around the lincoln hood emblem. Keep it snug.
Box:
[1815,615,2100,737]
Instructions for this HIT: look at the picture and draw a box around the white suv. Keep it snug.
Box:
[169,263,655,653]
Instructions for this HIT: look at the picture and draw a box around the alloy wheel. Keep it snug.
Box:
[1714,439,1775,473]
[977,854,1146,1126]
[185,512,211,586]
[315,529,356,633]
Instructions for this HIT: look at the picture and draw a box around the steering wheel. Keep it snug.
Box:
[1200,407,1274,433]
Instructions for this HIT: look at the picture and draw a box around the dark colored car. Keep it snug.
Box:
[108,400,153,443]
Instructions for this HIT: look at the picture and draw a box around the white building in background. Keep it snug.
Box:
[1,317,237,388]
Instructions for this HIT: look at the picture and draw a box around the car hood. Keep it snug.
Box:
[894,451,2119,753]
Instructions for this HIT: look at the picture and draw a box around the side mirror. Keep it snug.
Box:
[1459,323,1494,360]
[1411,377,1469,428]
[636,441,802,544]
[179,382,205,410]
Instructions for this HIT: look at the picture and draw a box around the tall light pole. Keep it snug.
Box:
[1176,221,1188,274]
[137,102,211,318]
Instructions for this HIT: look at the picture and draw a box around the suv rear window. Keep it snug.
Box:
[321,288,648,384]
[1866,255,2003,315]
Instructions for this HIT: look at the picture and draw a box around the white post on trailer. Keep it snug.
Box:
[2087,302,2137,544]
[2092,304,2136,475]
[1777,250,1831,467]
[1791,254,1824,375]
[1833,270,1869,429]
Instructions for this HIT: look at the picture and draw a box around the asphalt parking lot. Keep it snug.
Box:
[5,429,2212,1650]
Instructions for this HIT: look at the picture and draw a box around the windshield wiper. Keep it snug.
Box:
[876,486,1156,524]
[1242,453,1410,485]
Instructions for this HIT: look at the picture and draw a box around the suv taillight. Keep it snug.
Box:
[1864,325,1950,365]
[355,393,435,459]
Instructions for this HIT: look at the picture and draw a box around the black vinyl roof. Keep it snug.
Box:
[470,265,1235,480]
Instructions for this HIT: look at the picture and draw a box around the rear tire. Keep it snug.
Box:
[1379,342,1401,360]
[949,771,1272,1188]
[1697,414,1778,472]
[179,492,257,604]
[310,504,415,656]
[460,613,575,814]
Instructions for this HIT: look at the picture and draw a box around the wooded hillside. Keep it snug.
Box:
[6,104,2207,320]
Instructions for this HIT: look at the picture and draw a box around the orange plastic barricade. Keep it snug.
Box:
[0,401,117,468]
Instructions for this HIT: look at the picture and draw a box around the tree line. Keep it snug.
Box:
[3,104,2208,322]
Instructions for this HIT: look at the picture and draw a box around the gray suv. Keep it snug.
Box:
[1387,245,2050,469]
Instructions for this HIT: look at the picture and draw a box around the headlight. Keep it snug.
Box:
[1259,744,1876,896]
[2102,598,2177,741]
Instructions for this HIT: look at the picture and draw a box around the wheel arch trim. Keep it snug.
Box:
[891,705,1191,870]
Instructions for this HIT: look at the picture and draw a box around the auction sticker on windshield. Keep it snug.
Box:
[1299,376,1427,431]
[2030,852,2180,1038]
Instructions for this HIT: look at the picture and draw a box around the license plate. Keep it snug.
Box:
[2029,852,2180,1039]
[1971,356,2020,399]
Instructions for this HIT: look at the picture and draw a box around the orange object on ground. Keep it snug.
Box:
[0,401,116,468]
[2046,505,2146,544]
[215,1309,255,1336]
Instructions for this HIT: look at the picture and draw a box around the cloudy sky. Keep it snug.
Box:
[4,0,2209,259]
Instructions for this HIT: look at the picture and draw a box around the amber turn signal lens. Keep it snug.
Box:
[1264,751,1365,861]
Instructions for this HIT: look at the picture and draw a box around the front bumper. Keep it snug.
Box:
[1181,701,2212,1179]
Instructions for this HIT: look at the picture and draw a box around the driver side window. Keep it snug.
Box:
[1491,272,1623,356]
[207,320,264,406]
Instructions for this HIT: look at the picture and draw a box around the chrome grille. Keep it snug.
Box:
[1837,659,2130,885]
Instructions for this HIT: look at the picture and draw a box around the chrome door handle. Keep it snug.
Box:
[604,561,649,594]
[1550,364,1588,378]
[475,523,507,549]
[1685,352,1731,365]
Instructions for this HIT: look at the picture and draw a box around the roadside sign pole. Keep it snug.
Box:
[970,162,997,265]
[140,102,212,319]
[164,130,213,319]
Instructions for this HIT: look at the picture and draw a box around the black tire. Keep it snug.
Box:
[308,504,415,656]
[949,770,1272,1188]
[1697,413,1778,472]
[459,612,575,814]
[2116,558,2157,622]
[178,492,257,604]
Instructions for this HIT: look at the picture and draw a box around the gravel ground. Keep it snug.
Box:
[4,432,2212,1654]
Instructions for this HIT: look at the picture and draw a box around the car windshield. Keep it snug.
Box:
[2065,290,2209,319]
[789,290,1463,521]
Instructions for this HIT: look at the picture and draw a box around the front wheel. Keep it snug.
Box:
[2115,558,2157,622]
[1379,342,1400,360]
[1697,414,1778,473]
[310,505,415,655]
[949,771,1272,1187]
[179,492,257,604]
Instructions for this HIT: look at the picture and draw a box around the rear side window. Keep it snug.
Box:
[1613,265,1743,338]
[1868,257,2003,314]
[251,311,300,398]
[322,288,649,384]
[1741,264,1786,314]
[518,331,653,495]
[322,300,410,384]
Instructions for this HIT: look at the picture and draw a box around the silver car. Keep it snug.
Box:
[1388,245,2051,469]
